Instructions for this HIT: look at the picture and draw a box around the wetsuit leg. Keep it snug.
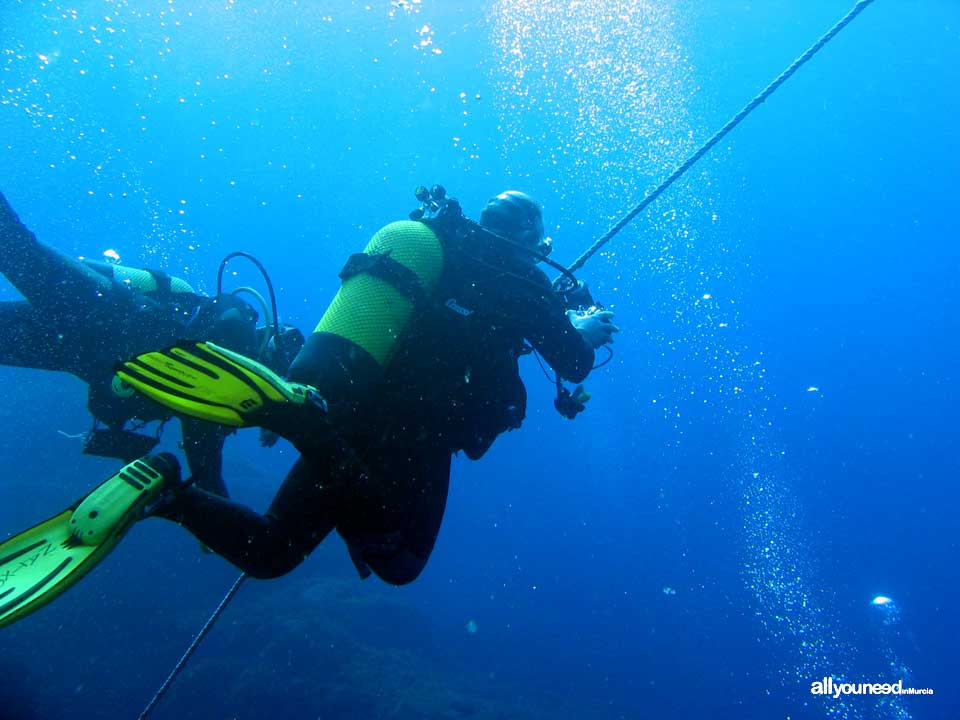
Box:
[0,192,179,370]
[155,455,341,578]
[0,193,119,318]
[340,449,452,586]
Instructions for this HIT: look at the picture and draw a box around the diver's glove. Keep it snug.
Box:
[566,306,619,348]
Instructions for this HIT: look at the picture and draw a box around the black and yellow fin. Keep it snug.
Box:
[0,454,178,628]
[115,341,319,428]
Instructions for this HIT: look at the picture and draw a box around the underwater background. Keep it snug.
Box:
[1,1,957,718]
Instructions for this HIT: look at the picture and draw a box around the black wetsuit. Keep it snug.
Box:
[0,191,259,496]
[160,219,595,584]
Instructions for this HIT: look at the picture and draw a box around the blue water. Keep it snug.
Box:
[1,1,958,718]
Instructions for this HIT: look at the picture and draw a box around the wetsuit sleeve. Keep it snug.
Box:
[522,270,594,383]
[0,301,65,370]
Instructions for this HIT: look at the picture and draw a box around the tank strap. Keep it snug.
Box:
[145,268,173,299]
[338,251,427,307]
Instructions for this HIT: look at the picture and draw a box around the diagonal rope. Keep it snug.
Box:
[138,572,249,720]
[135,3,878,717]
[567,0,878,275]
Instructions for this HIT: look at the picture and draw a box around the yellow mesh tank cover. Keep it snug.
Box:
[112,265,196,295]
[315,221,444,366]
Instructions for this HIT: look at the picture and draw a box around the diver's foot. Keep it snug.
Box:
[68,453,182,545]
[132,452,185,519]
[0,453,180,628]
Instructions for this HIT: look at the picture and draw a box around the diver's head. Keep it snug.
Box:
[480,190,552,263]
[257,324,306,374]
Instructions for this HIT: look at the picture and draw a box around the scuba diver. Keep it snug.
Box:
[0,187,616,626]
[0,191,305,498]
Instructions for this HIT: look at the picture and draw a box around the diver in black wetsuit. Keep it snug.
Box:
[150,188,618,583]
[0,191,304,496]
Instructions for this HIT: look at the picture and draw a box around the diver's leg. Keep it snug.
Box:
[154,455,339,578]
[0,192,118,317]
[0,192,177,359]
[345,450,452,586]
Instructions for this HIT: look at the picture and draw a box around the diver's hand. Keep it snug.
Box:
[567,307,619,348]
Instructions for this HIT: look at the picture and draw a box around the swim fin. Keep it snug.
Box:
[115,341,324,430]
[0,453,179,628]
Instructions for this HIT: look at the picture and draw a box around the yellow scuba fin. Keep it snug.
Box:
[0,454,179,628]
[115,341,322,429]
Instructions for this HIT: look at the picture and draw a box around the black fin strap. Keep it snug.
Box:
[338,251,426,307]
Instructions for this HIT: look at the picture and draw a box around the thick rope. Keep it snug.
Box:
[567,0,877,274]
[138,573,249,719]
